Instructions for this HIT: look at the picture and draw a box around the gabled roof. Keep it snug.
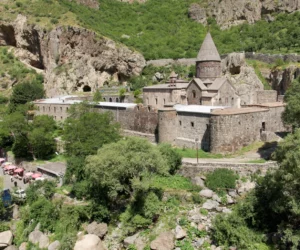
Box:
[209,78,227,90]
[197,33,221,62]
[189,78,207,90]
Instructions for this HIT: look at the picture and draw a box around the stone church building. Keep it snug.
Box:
[143,33,240,109]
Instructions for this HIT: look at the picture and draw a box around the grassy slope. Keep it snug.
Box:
[1,0,300,60]
[0,47,43,96]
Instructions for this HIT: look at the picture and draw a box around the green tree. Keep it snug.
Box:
[282,77,300,128]
[85,137,169,203]
[9,82,44,112]
[93,90,103,102]
[31,115,56,133]
[157,143,182,174]
[28,128,56,159]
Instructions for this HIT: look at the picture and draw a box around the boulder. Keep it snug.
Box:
[4,246,18,250]
[123,233,139,247]
[0,231,13,248]
[202,200,219,210]
[28,230,49,249]
[19,242,27,250]
[197,223,205,231]
[226,195,235,204]
[86,222,108,238]
[74,234,106,250]
[48,240,60,250]
[12,205,19,220]
[150,232,174,250]
[228,189,238,198]
[237,181,256,194]
[212,194,221,202]
[175,225,186,240]
[135,236,146,250]
[191,176,205,188]
[199,189,213,198]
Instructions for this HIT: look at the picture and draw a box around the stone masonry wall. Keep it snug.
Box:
[210,106,287,153]
[158,109,178,144]
[176,112,211,150]
[35,103,158,138]
[196,61,221,80]
[179,161,278,177]
[256,90,277,103]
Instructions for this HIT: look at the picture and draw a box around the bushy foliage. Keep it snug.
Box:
[212,212,266,249]
[157,144,182,174]
[205,169,238,192]
[9,82,44,112]
[26,180,56,205]
[57,0,300,60]
[282,77,300,128]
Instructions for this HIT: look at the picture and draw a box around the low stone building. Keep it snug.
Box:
[34,96,287,154]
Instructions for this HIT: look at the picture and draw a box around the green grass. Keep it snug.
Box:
[151,175,197,191]
[175,148,223,159]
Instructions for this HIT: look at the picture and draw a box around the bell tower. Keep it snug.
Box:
[196,33,221,81]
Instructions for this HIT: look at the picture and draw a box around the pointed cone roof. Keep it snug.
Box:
[197,33,221,62]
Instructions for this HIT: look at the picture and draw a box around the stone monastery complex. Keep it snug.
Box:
[34,33,288,153]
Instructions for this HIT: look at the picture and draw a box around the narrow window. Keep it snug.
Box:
[49,107,50,111]
[66,107,69,111]
[200,98,202,105]
[103,98,106,101]
[155,98,158,105]
[262,122,266,131]
[116,98,119,103]
[164,99,165,104]
[191,122,194,127]
[60,107,62,112]
[54,107,56,113]
[43,106,45,112]
[61,116,63,120]
[147,98,149,105]
[179,121,182,126]
[192,90,196,98]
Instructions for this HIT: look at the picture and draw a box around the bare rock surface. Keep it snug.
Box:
[123,233,139,247]
[48,240,60,250]
[28,230,49,249]
[202,200,219,210]
[0,231,13,248]
[222,52,264,105]
[199,189,213,198]
[0,15,146,97]
[175,225,187,240]
[150,232,174,250]
[189,0,300,29]
[74,234,106,250]
[18,242,27,250]
[4,246,18,250]
[87,222,108,239]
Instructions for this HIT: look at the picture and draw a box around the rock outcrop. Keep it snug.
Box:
[0,15,146,97]
[74,234,106,250]
[189,0,300,29]
[150,232,174,250]
[269,65,300,95]
[86,222,108,239]
[222,52,264,105]
[0,231,13,249]
[28,230,49,249]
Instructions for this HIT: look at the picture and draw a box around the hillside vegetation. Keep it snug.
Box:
[1,0,300,60]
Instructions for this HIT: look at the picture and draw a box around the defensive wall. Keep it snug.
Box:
[210,104,286,153]
[34,97,287,154]
[179,160,278,177]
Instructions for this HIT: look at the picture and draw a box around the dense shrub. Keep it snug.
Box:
[157,144,182,174]
[212,212,266,249]
[205,169,238,192]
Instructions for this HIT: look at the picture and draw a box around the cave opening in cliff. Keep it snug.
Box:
[83,85,91,92]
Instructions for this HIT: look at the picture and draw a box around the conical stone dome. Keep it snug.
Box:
[197,33,221,62]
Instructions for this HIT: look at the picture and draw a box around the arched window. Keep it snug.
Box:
[192,90,196,98]
[109,98,112,102]
[116,98,119,103]
[155,98,158,105]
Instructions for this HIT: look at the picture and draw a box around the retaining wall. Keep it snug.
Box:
[179,161,278,177]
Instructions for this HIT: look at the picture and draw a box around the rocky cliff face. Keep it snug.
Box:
[189,0,300,29]
[0,15,146,96]
[269,66,300,95]
[222,53,264,105]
